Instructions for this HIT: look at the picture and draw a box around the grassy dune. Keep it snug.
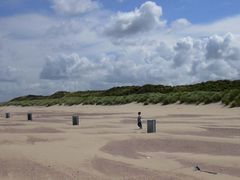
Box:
[1,80,240,107]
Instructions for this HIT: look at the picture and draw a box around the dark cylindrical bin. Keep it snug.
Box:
[5,113,10,118]
[72,115,79,125]
[147,119,156,133]
[27,113,32,121]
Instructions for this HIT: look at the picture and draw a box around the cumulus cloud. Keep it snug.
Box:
[171,18,191,29]
[39,33,240,87]
[52,0,100,15]
[104,1,165,37]
[40,53,98,80]
[175,34,240,81]
[39,52,165,85]
[205,33,236,60]
[173,37,194,67]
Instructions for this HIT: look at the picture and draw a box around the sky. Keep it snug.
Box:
[0,0,240,102]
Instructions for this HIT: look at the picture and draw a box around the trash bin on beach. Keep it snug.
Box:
[27,113,32,121]
[72,115,79,125]
[5,113,10,118]
[147,119,156,133]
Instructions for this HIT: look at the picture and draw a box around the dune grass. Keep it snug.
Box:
[1,80,240,107]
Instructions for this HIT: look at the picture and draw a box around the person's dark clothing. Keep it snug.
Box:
[137,115,142,129]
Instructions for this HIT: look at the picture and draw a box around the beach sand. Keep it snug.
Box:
[0,103,240,180]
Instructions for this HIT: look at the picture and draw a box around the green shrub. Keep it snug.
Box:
[231,94,240,107]
[136,94,149,103]
[212,92,223,102]
[147,93,164,104]
[2,80,240,107]
[222,89,240,105]
[162,93,179,105]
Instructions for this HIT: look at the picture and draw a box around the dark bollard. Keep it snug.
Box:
[147,119,156,133]
[27,113,32,121]
[72,115,79,125]
[5,113,10,118]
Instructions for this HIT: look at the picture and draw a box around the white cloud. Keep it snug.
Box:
[1,1,240,102]
[40,53,101,80]
[39,33,240,88]
[205,33,237,60]
[181,15,240,36]
[171,18,191,29]
[104,1,165,37]
[51,0,100,15]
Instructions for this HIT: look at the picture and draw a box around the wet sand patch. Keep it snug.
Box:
[32,118,69,124]
[121,119,137,124]
[92,157,152,177]
[79,112,131,116]
[165,127,240,138]
[34,112,131,117]
[0,157,75,180]
[121,119,217,125]
[79,125,118,129]
[206,125,240,128]
[178,159,240,177]
[101,138,240,159]
[92,157,200,180]
[198,127,240,137]
[26,136,55,144]
[157,114,214,118]
[84,131,125,135]
[0,140,12,145]
[0,123,25,127]
[202,117,240,121]
[0,127,63,134]
[157,121,216,124]
[0,136,64,145]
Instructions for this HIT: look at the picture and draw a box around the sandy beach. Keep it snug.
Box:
[0,103,240,180]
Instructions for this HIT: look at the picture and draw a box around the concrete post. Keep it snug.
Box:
[147,119,156,133]
[27,113,32,121]
[5,113,10,118]
[72,115,79,125]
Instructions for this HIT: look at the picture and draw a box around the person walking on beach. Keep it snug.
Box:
[137,112,142,129]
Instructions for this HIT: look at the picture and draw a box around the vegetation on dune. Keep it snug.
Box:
[1,80,240,107]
